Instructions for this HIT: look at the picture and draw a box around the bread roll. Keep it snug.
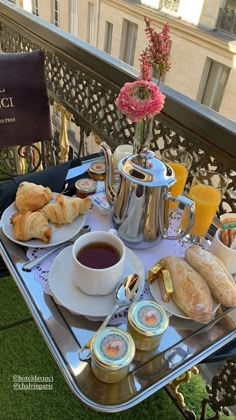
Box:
[164,256,213,323]
[185,245,236,307]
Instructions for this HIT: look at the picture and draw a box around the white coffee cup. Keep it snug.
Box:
[209,228,236,274]
[72,231,126,295]
[113,144,133,168]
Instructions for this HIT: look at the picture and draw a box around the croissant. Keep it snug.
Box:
[10,211,52,243]
[40,194,92,224]
[15,182,53,213]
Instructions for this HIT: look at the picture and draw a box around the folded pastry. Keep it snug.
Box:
[164,256,213,323]
[185,245,236,307]
[10,211,52,243]
[15,182,53,213]
[40,194,92,224]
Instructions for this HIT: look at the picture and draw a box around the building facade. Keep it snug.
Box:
[15,0,236,122]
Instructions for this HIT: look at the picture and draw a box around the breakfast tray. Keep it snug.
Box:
[0,210,235,412]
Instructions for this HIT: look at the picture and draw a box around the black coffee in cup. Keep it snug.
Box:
[77,241,120,269]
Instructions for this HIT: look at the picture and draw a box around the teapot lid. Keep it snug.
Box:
[118,150,176,187]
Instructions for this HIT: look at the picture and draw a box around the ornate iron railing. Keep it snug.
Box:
[216,8,236,35]
[0,0,235,215]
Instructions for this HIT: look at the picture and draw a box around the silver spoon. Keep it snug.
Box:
[79,273,141,361]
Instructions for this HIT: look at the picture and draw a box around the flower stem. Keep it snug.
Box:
[133,118,153,154]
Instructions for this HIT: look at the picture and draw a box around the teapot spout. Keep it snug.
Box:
[101,141,117,206]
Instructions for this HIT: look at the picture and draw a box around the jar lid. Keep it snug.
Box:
[89,161,106,175]
[75,178,96,194]
[128,300,169,337]
[90,327,135,370]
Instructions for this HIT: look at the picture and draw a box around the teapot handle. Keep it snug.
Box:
[160,192,195,240]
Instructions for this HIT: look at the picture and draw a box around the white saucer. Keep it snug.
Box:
[49,245,145,317]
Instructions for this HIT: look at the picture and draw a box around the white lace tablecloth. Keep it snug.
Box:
[27,207,199,324]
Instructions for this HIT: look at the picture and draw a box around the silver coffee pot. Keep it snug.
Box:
[101,142,195,248]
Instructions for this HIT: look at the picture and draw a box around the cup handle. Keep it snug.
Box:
[160,192,195,240]
[108,228,118,236]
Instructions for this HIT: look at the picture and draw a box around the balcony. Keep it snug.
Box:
[216,8,236,35]
[0,0,235,216]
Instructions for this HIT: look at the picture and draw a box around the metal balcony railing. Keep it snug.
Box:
[0,0,235,213]
[216,8,236,35]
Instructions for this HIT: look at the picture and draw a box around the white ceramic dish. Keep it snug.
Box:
[150,280,220,321]
[1,194,86,248]
[49,245,145,317]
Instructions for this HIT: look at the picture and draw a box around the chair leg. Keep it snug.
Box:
[166,366,199,419]
[0,256,9,278]
[200,360,236,420]
[0,316,33,331]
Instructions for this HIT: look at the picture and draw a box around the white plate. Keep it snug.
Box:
[150,280,220,321]
[1,194,86,248]
[49,246,145,317]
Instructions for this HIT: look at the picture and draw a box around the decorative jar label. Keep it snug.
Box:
[137,305,163,330]
[100,333,128,361]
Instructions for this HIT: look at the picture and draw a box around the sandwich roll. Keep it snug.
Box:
[164,256,213,323]
[185,245,236,307]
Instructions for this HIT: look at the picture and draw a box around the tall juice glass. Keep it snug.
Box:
[181,169,228,239]
[162,148,193,209]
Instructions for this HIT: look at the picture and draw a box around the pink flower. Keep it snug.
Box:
[116,80,165,123]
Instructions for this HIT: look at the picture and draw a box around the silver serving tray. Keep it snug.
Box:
[0,225,235,412]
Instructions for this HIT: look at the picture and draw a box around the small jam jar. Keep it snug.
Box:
[127,300,169,351]
[75,178,96,198]
[90,327,135,383]
[88,161,106,180]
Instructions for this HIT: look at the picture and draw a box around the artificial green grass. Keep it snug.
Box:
[1,322,183,420]
[0,276,31,327]
[0,276,234,419]
[174,374,235,420]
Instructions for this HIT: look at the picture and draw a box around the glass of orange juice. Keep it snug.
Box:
[162,148,193,210]
[181,169,228,240]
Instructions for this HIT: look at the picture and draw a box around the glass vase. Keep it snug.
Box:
[133,118,153,155]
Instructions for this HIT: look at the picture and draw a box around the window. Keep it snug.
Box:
[32,0,39,16]
[160,0,180,13]
[70,0,78,36]
[22,0,32,12]
[224,0,236,9]
[53,0,60,27]
[104,21,113,54]
[120,19,138,66]
[199,59,230,112]
[88,2,95,45]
